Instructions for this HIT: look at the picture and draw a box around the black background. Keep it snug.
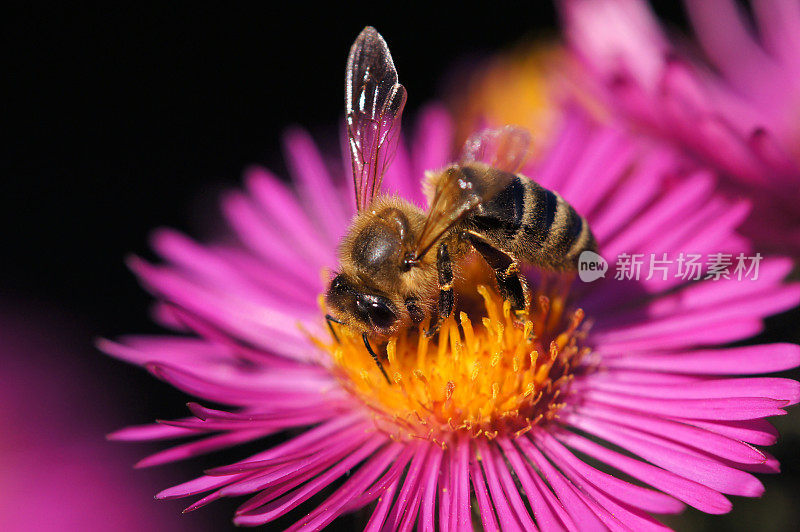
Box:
[5,2,797,531]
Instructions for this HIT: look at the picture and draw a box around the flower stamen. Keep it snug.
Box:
[319,283,589,443]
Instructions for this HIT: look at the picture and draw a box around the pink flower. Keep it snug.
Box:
[561,0,800,253]
[103,105,800,530]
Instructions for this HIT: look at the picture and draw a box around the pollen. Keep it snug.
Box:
[315,284,590,444]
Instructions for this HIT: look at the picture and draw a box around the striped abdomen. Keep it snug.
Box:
[466,168,597,271]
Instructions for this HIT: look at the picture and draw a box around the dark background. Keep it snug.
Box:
[5,2,796,531]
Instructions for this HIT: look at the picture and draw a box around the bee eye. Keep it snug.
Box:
[356,295,396,329]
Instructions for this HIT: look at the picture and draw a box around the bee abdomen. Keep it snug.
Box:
[464,171,596,272]
[518,180,596,271]
[469,171,526,238]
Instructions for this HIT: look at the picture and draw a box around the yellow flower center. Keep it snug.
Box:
[452,43,612,146]
[315,282,590,445]
[454,44,561,151]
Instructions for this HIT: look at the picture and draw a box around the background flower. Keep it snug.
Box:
[561,0,800,253]
[102,103,800,529]
[0,301,210,532]
[446,43,565,149]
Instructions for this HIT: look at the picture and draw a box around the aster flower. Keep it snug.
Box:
[102,100,800,530]
[561,0,800,253]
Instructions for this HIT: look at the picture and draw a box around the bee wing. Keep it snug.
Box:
[459,125,532,173]
[413,133,524,259]
[412,172,483,260]
[346,27,408,212]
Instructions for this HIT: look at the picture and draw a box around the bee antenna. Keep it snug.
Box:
[363,333,391,385]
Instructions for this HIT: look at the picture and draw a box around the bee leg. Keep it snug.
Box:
[464,232,529,313]
[325,314,343,343]
[426,243,454,338]
[405,298,425,324]
[363,333,391,384]
[425,316,440,338]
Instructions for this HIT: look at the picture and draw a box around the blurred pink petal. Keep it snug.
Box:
[562,0,800,254]
[0,304,209,531]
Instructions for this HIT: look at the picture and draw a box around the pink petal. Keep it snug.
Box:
[210,246,319,308]
[244,166,335,265]
[559,468,672,531]
[533,107,593,191]
[593,286,800,348]
[600,343,800,374]
[412,105,454,204]
[151,228,318,313]
[470,452,501,532]
[565,413,765,497]
[555,429,732,514]
[574,388,786,421]
[107,420,196,442]
[344,445,416,511]
[728,450,781,474]
[288,443,403,532]
[282,128,349,245]
[206,415,367,473]
[602,171,714,258]
[577,376,799,404]
[146,363,337,407]
[207,429,372,489]
[157,472,247,500]
[488,442,539,530]
[135,429,269,468]
[233,436,386,526]
[587,148,671,243]
[534,430,685,514]
[220,192,323,286]
[582,370,703,385]
[419,445,444,532]
[516,435,607,529]
[752,0,800,73]
[128,257,319,361]
[594,319,764,352]
[382,135,417,203]
[234,455,347,515]
[384,445,430,530]
[667,418,778,447]
[364,478,399,531]
[574,402,767,464]
[686,0,787,102]
[558,127,634,214]
[450,438,472,532]
[498,437,576,531]
[438,450,451,532]
[475,440,524,532]
[398,472,426,532]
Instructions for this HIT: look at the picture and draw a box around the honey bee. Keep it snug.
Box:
[325,27,596,381]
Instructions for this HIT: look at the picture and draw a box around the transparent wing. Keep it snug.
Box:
[413,131,524,259]
[459,125,532,173]
[412,174,482,260]
[346,26,408,211]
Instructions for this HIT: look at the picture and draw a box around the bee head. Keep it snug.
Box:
[327,202,426,336]
[325,273,399,335]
